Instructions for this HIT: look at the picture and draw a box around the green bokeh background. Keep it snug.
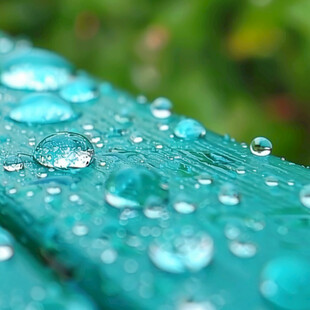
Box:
[0,0,309,164]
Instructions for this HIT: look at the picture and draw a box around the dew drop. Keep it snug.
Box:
[260,256,310,310]
[250,137,272,156]
[149,230,213,273]
[218,184,241,205]
[33,132,94,169]
[229,240,257,258]
[196,174,213,185]
[150,97,172,119]
[0,227,14,261]
[174,119,206,140]
[265,176,279,187]
[9,93,76,124]
[1,48,73,91]
[300,184,310,208]
[105,167,168,209]
[46,186,61,195]
[3,155,24,172]
[173,201,196,214]
[59,76,99,103]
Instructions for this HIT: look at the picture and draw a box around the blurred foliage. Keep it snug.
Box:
[0,0,309,164]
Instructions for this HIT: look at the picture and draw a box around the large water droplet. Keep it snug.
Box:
[218,184,241,205]
[250,137,272,156]
[150,97,172,119]
[59,76,99,103]
[33,132,94,169]
[149,230,213,273]
[0,227,14,261]
[260,256,310,310]
[105,167,168,209]
[300,184,310,208]
[9,93,76,124]
[1,48,73,91]
[3,155,24,172]
[174,119,206,140]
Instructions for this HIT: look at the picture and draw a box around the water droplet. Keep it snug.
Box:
[1,48,73,91]
[0,227,14,261]
[300,184,310,208]
[250,137,272,156]
[130,132,143,144]
[143,196,168,219]
[260,256,310,310]
[3,155,24,172]
[218,184,241,205]
[149,230,213,273]
[178,301,216,310]
[59,76,99,103]
[265,176,279,187]
[174,119,206,140]
[173,201,196,214]
[150,97,172,119]
[33,132,94,169]
[46,186,61,195]
[196,174,213,185]
[105,167,168,209]
[9,93,76,124]
[229,240,257,258]
[72,224,89,236]
[101,248,117,264]
[0,33,14,54]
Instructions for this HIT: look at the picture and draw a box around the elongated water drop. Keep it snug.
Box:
[1,48,73,91]
[105,167,168,209]
[9,93,76,124]
[300,184,310,208]
[33,132,94,169]
[148,230,213,273]
[150,97,172,119]
[3,155,24,172]
[174,119,206,140]
[59,76,99,103]
[250,137,272,156]
[260,256,310,310]
[0,227,14,261]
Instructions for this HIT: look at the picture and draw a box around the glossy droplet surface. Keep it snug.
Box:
[229,240,257,258]
[9,93,76,124]
[218,184,241,205]
[173,201,196,214]
[33,132,94,169]
[174,119,206,140]
[1,48,73,91]
[0,227,14,261]
[250,137,272,156]
[300,184,310,208]
[105,167,168,209]
[260,256,310,310]
[3,155,24,172]
[59,76,99,103]
[149,230,213,273]
[150,97,172,119]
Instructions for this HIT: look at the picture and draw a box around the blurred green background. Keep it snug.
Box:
[0,0,309,164]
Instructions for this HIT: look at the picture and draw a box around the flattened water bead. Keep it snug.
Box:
[3,155,24,172]
[150,97,172,119]
[9,93,76,124]
[300,184,310,208]
[33,132,94,169]
[174,118,206,140]
[0,48,74,91]
[59,76,99,103]
[0,227,14,261]
[250,137,272,156]
[218,184,241,205]
[148,230,213,273]
[260,256,310,310]
[105,167,168,209]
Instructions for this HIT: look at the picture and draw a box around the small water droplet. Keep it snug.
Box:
[265,176,279,187]
[260,256,310,310]
[218,184,241,205]
[300,184,310,208]
[9,93,76,124]
[229,240,257,258]
[250,137,272,156]
[33,132,94,169]
[105,167,168,209]
[59,76,99,103]
[173,201,196,214]
[1,48,73,91]
[150,97,172,119]
[3,155,24,172]
[72,224,89,236]
[101,248,118,264]
[149,230,213,273]
[196,174,213,185]
[130,132,143,144]
[0,227,14,261]
[46,186,61,195]
[174,119,206,140]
